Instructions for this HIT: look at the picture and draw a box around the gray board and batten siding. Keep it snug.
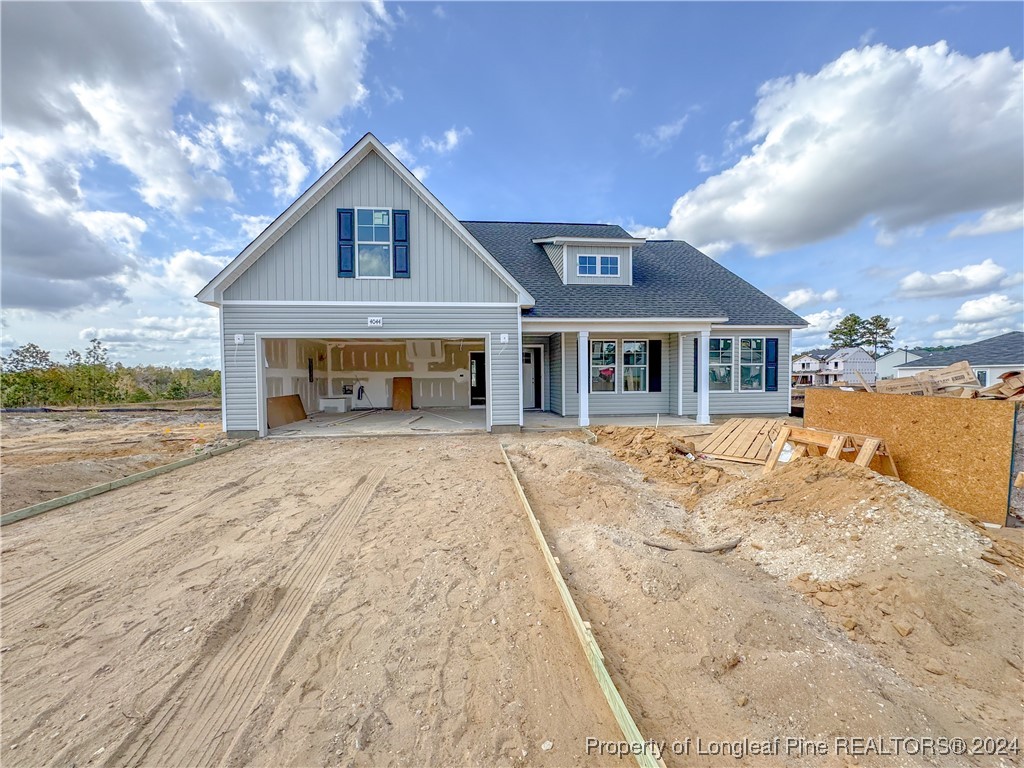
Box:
[222,305,522,434]
[223,150,518,304]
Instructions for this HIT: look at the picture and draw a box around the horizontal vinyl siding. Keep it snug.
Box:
[566,245,631,286]
[562,333,673,417]
[224,150,517,304]
[549,333,563,415]
[680,329,792,415]
[222,304,521,431]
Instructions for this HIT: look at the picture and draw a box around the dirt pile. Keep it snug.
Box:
[594,426,729,495]
[0,412,232,512]
[505,438,1023,765]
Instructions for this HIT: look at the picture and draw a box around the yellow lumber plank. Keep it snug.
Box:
[700,419,741,454]
[763,426,792,475]
[854,438,881,467]
[500,446,665,768]
[825,434,847,459]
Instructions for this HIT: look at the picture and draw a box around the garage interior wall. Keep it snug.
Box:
[325,338,484,409]
[263,339,329,414]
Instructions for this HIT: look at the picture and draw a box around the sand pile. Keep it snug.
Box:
[594,426,729,494]
[506,438,1024,763]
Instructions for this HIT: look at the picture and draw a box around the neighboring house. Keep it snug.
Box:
[894,332,1023,386]
[198,133,807,437]
[875,348,924,380]
[791,347,876,386]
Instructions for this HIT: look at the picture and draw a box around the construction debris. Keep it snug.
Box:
[764,425,898,478]
[874,361,1023,400]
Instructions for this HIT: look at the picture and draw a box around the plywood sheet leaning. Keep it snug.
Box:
[266,394,307,429]
[805,388,1019,526]
[699,418,785,464]
[392,376,413,411]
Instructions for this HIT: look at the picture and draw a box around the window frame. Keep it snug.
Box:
[355,206,394,280]
[738,336,766,392]
[589,338,618,394]
[576,253,620,278]
[708,337,734,392]
[621,338,649,393]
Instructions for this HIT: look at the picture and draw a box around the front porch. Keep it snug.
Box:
[522,411,699,431]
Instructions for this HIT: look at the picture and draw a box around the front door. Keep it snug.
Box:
[469,352,486,406]
[522,349,538,409]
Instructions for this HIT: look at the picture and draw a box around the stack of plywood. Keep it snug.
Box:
[875,361,1024,400]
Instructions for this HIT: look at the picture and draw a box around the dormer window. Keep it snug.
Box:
[577,254,619,277]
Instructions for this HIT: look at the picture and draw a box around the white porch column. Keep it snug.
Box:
[676,332,685,416]
[577,330,590,427]
[697,329,711,425]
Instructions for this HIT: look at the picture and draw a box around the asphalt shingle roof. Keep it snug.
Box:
[462,221,807,325]
[895,332,1024,368]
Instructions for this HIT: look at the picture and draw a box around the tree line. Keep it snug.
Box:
[0,339,220,408]
[827,314,897,355]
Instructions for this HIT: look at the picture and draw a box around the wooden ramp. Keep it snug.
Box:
[700,418,785,464]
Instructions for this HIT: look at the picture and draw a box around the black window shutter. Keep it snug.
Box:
[765,337,779,392]
[337,209,354,277]
[393,209,410,278]
[649,340,662,392]
[693,337,699,392]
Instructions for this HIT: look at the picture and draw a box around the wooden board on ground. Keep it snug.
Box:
[805,388,1019,526]
[266,394,307,429]
[700,418,785,464]
[392,376,413,411]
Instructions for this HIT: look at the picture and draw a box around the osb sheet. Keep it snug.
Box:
[805,388,1018,525]
[267,394,307,429]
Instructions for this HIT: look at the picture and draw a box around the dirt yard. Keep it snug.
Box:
[0,411,229,513]
[2,420,1022,767]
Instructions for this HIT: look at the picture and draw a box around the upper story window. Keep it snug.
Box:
[577,254,620,277]
[356,208,392,278]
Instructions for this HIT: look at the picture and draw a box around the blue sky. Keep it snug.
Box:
[3,1,1022,367]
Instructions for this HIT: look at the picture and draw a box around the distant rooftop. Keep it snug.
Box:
[895,332,1024,368]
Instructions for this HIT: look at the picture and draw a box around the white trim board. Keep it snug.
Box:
[198,133,534,308]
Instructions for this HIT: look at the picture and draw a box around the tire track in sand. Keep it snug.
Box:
[2,469,270,626]
[111,466,386,768]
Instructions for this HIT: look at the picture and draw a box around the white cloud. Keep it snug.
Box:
[231,213,273,240]
[898,258,1011,298]
[71,211,148,251]
[859,28,877,46]
[948,204,1024,238]
[648,42,1023,256]
[611,86,632,102]
[257,141,310,201]
[793,307,846,347]
[636,117,689,152]
[696,154,715,173]
[932,319,1021,344]
[432,5,446,19]
[421,126,471,154]
[385,140,429,181]
[162,249,232,297]
[2,2,386,214]
[952,293,1024,323]
[779,287,840,310]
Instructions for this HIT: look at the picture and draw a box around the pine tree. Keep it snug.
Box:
[862,315,896,356]
[828,313,865,348]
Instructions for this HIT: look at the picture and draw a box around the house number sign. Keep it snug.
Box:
[367,316,384,327]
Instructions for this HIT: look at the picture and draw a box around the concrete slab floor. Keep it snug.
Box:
[523,411,700,431]
[269,407,487,437]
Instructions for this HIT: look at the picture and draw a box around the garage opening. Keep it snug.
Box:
[257,336,490,436]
